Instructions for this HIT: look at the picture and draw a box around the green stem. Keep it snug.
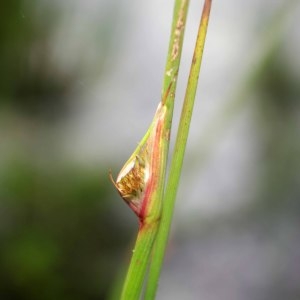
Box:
[120,222,158,300]
[161,0,190,98]
[119,1,189,299]
[145,1,212,299]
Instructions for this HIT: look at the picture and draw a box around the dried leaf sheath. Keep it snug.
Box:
[110,103,166,222]
[110,79,174,223]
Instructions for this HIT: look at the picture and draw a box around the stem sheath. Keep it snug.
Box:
[145,1,212,299]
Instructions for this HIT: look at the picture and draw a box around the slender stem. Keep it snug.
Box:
[119,1,189,299]
[161,0,190,99]
[120,222,158,299]
[145,1,212,299]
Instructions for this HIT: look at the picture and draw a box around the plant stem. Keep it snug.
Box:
[145,1,212,299]
[119,1,189,299]
[161,0,190,98]
[120,222,158,299]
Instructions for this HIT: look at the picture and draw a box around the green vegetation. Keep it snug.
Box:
[112,1,212,298]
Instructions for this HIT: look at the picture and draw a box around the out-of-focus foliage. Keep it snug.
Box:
[0,1,133,299]
[0,158,133,300]
[0,0,74,119]
[252,52,300,217]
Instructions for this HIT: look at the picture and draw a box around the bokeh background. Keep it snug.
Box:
[0,0,300,299]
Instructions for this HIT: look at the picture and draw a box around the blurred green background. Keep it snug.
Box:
[0,0,299,299]
[0,1,135,299]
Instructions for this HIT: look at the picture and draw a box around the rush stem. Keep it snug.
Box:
[144,1,212,299]
[119,0,189,299]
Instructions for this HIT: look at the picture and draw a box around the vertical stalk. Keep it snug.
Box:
[145,1,212,299]
[117,1,189,299]
[120,223,158,299]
